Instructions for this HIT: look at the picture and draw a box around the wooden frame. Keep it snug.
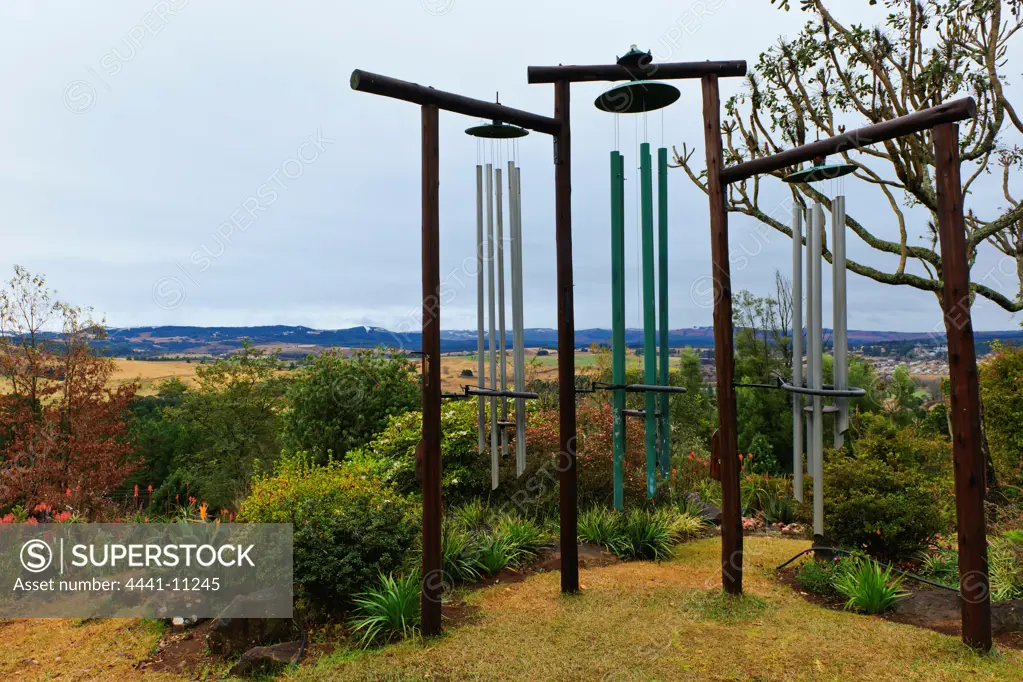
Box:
[704,88,991,651]
[351,71,560,635]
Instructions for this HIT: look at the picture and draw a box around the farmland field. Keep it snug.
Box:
[108,359,201,395]
[29,350,688,397]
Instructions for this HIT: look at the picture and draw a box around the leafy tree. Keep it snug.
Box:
[733,282,798,472]
[677,0,1023,311]
[0,266,138,514]
[121,378,197,500]
[282,348,420,462]
[153,343,287,511]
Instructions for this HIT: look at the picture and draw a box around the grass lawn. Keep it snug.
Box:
[298,537,1023,681]
[3,537,1020,680]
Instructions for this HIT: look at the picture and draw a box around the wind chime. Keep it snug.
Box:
[466,116,533,489]
[784,156,863,540]
[594,47,687,509]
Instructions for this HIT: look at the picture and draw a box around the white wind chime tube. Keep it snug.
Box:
[791,204,804,503]
[510,163,527,476]
[475,165,486,453]
[486,163,499,489]
[496,168,509,459]
[811,202,825,538]
[832,195,849,449]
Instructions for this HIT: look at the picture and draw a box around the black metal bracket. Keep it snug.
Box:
[465,385,540,400]
[594,381,688,395]
[736,377,865,399]
[780,379,866,398]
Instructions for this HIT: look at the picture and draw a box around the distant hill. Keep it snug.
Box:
[88,325,1023,359]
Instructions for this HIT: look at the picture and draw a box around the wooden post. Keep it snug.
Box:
[702,75,742,594]
[554,80,579,594]
[420,104,443,636]
[933,122,992,652]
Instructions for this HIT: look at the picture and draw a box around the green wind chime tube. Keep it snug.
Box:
[640,143,657,498]
[657,147,670,478]
[610,150,626,510]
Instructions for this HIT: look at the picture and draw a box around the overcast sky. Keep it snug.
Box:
[2,1,1020,333]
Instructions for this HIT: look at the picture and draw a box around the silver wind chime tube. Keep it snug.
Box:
[791,204,804,503]
[810,202,825,539]
[509,162,527,476]
[486,163,499,490]
[832,195,849,449]
[475,165,486,453]
[496,168,509,460]
[804,205,814,507]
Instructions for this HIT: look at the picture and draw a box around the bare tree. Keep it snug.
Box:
[674,0,1023,310]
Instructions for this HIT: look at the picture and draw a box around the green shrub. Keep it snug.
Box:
[917,539,959,586]
[477,533,516,576]
[238,454,419,611]
[618,509,673,561]
[852,412,952,478]
[492,515,549,564]
[578,507,628,555]
[349,572,420,647]
[796,558,838,595]
[918,536,1023,602]
[452,499,493,533]
[441,526,483,584]
[344,400,490,506]
[980,342,1023,487]
[990,538,1023,602]
[667,511,709,543]
[822,455,945,562]
[761,494,796,525]
[283,349,421,463]
[833,558,908,614]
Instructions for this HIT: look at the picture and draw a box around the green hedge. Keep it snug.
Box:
[823,455,945,562]
[239,453,419,612]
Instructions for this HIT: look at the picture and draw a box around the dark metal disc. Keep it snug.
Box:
[465,122,529,139]
[617,45,651,70]
[783,163,857,183]
[594,81,680,114]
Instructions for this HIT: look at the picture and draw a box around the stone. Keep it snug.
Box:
[685,492,723,524]
[206,589,294,655]
[207,617,294,655]
[171,616,200,628]
[229,641,302,677]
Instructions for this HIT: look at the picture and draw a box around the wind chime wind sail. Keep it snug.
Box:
[467,119,532,489]
[596,46,686,509]
[784,157,863,538]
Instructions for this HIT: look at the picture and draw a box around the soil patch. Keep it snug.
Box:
[777,566,1023,650]
[535,542,621,572]
[139,620,217,676]
[443,600,483,628]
